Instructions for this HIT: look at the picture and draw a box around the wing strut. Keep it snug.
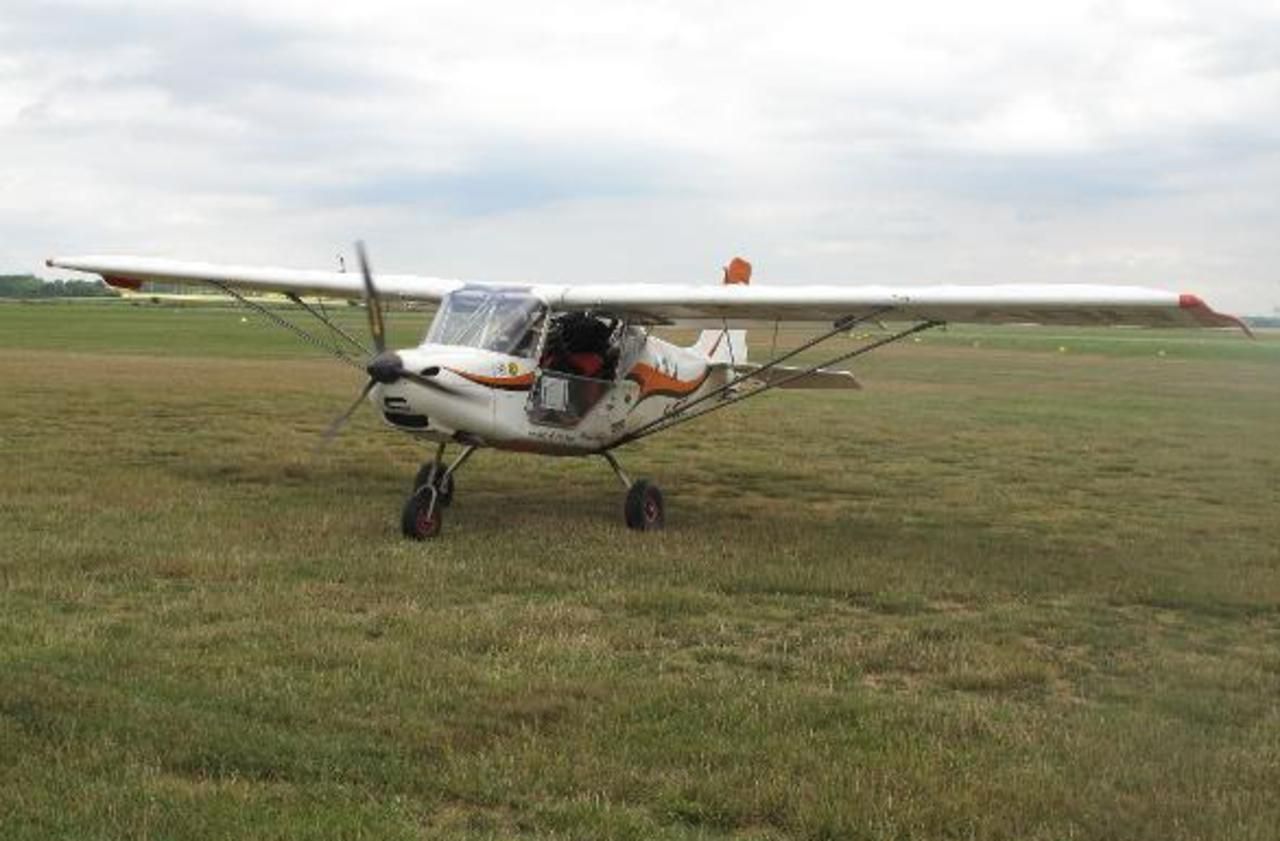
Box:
[206,278,368,372]
[605,316,941,449]
[619,306,895,446]
[284,293,371,357]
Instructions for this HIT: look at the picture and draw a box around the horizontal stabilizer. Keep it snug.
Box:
[736,364,860,390]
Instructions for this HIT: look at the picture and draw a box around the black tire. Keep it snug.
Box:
[412,463,454,507]
[401,488,444,540]
[624,479,664,531]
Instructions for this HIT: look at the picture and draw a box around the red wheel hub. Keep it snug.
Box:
[415,506,439,536]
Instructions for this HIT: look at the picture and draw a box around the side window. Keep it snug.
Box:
[505,306,545,358]
[425,289,544,355]
[425,291,484,345]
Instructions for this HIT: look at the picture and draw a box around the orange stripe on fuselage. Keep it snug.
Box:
[447,368,536,391]
[625,362,707,402]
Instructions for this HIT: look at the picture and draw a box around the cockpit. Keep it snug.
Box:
[424,287,546,358]
[423,286,644,427]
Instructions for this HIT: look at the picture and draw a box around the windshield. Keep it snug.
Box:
[425,288,546,357]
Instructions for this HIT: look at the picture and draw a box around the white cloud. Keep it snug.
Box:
[1,0,1277,313]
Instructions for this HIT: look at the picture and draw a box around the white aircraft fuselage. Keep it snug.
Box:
[375,327,730,456]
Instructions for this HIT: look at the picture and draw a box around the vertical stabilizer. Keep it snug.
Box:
[723,257,752,285]
[695,256,752,363]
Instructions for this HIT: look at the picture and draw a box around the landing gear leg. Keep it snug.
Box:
[412,442,454,507]
[602,451,664,532]
[402,444,476,539]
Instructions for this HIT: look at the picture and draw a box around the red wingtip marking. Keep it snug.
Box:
[1180,292,1253,337]
[103,275,144,291]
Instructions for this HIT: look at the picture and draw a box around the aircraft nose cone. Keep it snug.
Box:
[367,351,404,384]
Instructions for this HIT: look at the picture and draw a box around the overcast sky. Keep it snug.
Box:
[3,0,1278,313]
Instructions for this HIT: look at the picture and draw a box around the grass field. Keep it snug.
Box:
[2,299,1278,840]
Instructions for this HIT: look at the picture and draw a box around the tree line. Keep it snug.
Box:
[0,275,118,298]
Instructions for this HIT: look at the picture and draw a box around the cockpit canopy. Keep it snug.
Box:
[425,287,546,358]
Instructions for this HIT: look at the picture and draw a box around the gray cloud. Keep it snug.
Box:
[3,2,380,101]
[3,0,1278,313]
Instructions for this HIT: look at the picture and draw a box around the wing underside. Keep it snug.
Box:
[553,283,1247,331]
[46,255,463,302]
[47,255,1246,333]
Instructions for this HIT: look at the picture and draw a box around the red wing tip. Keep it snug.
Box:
[103,275,144,291]
[1179,292,1254,337]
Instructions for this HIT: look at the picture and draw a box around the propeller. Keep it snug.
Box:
[321,379,376,445]
[357,241,386,355]
[319,241,464,446]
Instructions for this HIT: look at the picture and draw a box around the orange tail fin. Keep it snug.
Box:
[723,257,752,285]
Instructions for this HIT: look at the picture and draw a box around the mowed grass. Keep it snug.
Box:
[1,299,1278,840]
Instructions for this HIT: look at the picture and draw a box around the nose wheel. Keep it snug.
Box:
[412,461,454,507]
[402,444,475,540]
[401,489,443,539]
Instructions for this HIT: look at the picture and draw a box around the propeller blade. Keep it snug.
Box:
[356,240,386,355]
[319,378,376,449]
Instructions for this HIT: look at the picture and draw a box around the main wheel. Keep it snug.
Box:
[412,463,454,507]
[401,488,444,540]
[624,479,665,531]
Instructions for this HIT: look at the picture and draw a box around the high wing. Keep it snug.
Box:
[46,255,463,301]
[552,283,1248,331]
[48,254,1246,332]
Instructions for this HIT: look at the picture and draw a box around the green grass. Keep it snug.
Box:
[1,300,1278,839]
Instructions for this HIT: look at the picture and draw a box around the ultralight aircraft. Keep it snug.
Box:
[48,248,1246,538]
